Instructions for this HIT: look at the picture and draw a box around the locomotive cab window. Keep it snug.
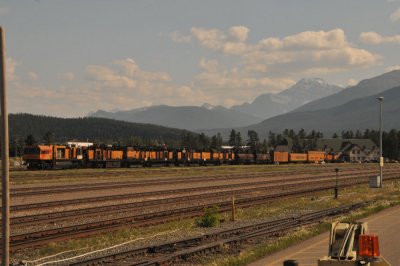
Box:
[56,148,66,158]
[24,147,40,155]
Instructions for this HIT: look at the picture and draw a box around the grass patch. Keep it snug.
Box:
[11,165,400,264]
[204,183,400,266]
[196,206,221,228]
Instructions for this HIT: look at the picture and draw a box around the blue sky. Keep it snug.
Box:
[1,0,400,117]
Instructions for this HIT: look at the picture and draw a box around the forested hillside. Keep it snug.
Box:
[9,113,191,146]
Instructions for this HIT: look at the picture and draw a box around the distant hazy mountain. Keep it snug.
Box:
[231,78,343,119]
[294,70,400,112]
[201,70,400,138]
[89,105,262,131]
[239,85,400,139]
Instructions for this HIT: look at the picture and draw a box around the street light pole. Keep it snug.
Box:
[0,26,10,266]
[378,96,384,188]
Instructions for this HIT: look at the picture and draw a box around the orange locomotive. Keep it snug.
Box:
[23,145,334,170]
[23,145,84,169]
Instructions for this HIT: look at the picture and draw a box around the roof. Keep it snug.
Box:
[316,138,377,152]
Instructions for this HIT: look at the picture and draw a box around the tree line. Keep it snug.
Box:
[7,113,400,160]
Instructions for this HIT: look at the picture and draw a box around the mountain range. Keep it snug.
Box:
[294,70,400,112]
[231,78,343,119]
[89,78,342,131]
[202,70,400,139]
[89,105,262,131]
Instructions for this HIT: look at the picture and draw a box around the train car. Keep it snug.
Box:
[191,151,202,165]
[236,152,254,164]
[23,145,53,169]
[289,153,307,163]
[255,152,271,164]
[85,146,122,168]
[272,151,289,164]
[122,146,142,167]
[53,145,75,168]
[23,143,333,170]
[326,153,340,162]
[23,144,84,169]
[141,148,170,167]
[307,151,325,163]
[210,150,222,165]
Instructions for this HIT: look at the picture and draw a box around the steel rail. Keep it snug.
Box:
[8,169,396,213]
[9,172,398,227]
[70,202,369,266]
[3,174,399,253]
[8,166,375,197]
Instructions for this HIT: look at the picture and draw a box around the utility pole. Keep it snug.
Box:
[0,26,10,266]
[334,168,339,199]
[378,97,384,188]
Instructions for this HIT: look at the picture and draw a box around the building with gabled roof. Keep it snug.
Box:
[316,138,379,162]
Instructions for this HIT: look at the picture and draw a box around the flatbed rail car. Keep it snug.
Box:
[23,145,333,170]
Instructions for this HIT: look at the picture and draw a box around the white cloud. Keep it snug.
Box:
[279,29,347,50]
[198,58,219,72]
[59,72,75,81]
[169,31,192,43]
[191,27,226,50]
[189,27,380,76]
[360,31,400,44]
[8,28,383,116]
[385,65,400,72]
[113,58,171,82]
[248,29,379,75]
[390,8,400,21]
[27,72,39,81]
[86,65,137,89]
[193,61,296,106]
[228,26,250,42]
[84,59,208,108]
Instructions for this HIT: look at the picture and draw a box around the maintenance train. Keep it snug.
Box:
[22,144,339,170]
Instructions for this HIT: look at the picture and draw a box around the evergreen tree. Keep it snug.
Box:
[43,131,55,145]
[268,131,276,147]
[236,132,242,147]
[229,129,237,146]
[198,133,210,150]
[355,130,362,138]
[247,130,259,151]
[216,133,223,147]
[210,135,218,149]
[25,134,36,146]
[298,128,306,139]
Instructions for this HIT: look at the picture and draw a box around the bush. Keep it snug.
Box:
[196,206,221,227]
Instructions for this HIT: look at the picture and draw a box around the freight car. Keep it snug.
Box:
[23,144,331,170]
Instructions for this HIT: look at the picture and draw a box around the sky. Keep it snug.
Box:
[1,0,400,117]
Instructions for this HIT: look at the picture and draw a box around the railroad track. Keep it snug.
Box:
[8,175,355,226]
[8,166,377,197]
[64,201,369,265]
[9,169,395,213]
[4,173,400,253]
[9,171,399,227]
